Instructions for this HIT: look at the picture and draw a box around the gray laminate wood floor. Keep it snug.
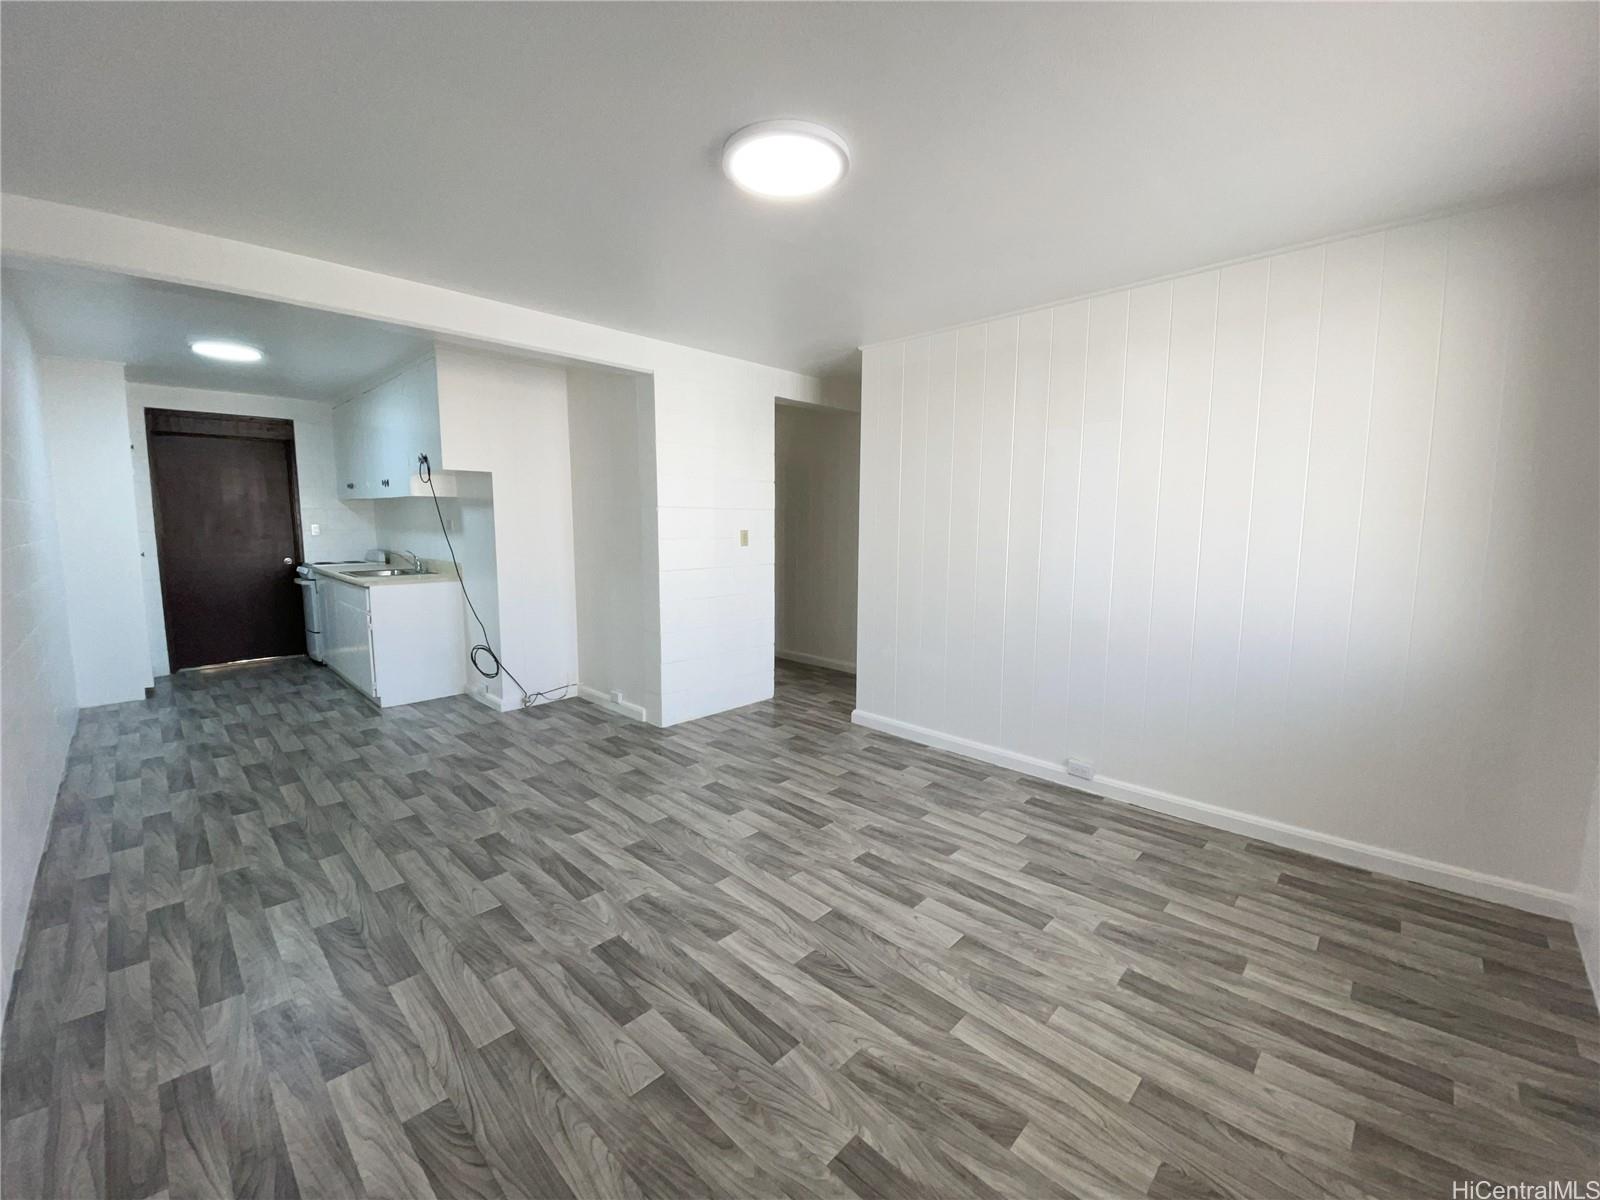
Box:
[3,657,1596,1199]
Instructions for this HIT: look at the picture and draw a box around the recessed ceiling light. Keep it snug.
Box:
[722,120,849,199]
[190,339,263,363]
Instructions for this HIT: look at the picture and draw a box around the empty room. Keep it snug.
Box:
[1,3,1596,1198]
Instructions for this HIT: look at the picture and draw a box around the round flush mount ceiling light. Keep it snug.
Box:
[722,120,849,199]
[189,339,263,363]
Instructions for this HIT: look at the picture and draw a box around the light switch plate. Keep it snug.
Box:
[310,523,321,536]
[739,529,750,547]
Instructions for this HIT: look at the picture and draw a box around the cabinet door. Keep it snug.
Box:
[332,399,362,498]
[357,387,387,499]
[344,356,443,499]
[370,368,413,497]
[374,371,403,492]
[323,580,376,698]
[381,361,427,486]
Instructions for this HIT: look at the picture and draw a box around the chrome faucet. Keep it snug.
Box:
[383,549,423,571]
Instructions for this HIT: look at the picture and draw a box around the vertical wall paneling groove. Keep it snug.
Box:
[1240,245,1324,810]
[999,308,1053,750]
[973,318,1018,746]
[855,344,903,716]
[1143,274,1218,788]
[1177,276,1223,770]
[1102,284,1171,777]
[1066,294,1129,771]
[1215,260,1272,793]
[851,189,1599,906]
[1032,303,1089,764]
[944,326,985,734]
[892,341,930,708]
[917,333,958,732]
[1348,223,1450,831]
[1286,232,1385,820]
[1189,261,1270,797]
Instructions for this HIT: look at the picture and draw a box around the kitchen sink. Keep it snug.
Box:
[344,567,433,577]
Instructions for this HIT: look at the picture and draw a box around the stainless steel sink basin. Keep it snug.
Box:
[344,567,433,577]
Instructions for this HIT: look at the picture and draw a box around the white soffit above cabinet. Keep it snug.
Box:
[0,263,431,401]
[2,4,1596,377]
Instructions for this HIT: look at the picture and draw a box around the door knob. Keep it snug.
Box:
[283,557,293,565]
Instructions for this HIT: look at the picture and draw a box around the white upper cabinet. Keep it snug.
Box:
[333,396,362,499]
[332,356,455,499]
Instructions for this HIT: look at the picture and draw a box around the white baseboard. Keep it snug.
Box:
[467,685,517,713]
[577,685,649,723]
[469,683,585,714]
[777,649,857,674]
[850,708,1576,919]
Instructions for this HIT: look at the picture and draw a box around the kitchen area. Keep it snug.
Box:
[297,349,476,710]
[5,261,661,722]
[297,556,467,708]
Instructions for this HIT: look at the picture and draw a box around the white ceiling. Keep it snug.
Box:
[3,264,432,401]
[2,3,1595,378]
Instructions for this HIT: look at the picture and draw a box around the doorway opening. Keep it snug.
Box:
[146,408,304,670]
[774,400,860,706]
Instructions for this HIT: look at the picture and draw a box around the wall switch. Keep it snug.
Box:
[309,523,321,536]
[1066,758,1095,780]
[739,529,749,547]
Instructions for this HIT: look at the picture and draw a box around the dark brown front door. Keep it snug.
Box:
[147,409,304,670]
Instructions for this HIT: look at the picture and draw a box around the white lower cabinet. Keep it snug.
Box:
[318,576,466,707]
[323,578,376,698]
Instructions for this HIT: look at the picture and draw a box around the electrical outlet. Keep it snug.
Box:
[1066,758,1095,780]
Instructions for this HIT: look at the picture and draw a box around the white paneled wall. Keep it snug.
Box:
[128,383,379,676]
[0,293,78,992]
[434,347,579,711]
[371,476,498,696]
[42,359,154,705]
[856,188,1599,906]
[569,367,660,721]
[654,373,776,725]
[776,403,860,672]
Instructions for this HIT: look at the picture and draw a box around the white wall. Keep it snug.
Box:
[41,358,154,705]
[1576,779,1600,1003]
[655,373,777,725]
[857,187,1599,911]
[568,367,660,720]
[127,382,379,675]
[776,403,860,672]
[0,292,78,993]
[370,475,499,696]
[433,346,579,710]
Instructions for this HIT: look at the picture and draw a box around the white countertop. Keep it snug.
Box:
[306,560,458,588]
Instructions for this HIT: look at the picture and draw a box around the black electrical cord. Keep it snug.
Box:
[417,453,571,708]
